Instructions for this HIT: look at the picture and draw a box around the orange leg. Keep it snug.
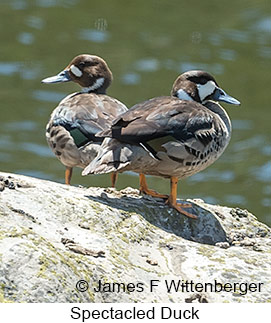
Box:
[139,173,168,199]
[65,167,73,185]
[166,176,197,219]
[111,172,118,188]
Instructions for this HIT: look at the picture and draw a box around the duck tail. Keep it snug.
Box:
[82,138,132,176]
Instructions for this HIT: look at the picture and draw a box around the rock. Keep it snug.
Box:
[0,171,270,302]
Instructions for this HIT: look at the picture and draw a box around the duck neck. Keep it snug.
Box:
[81,77,107,94]
[204,100,232,133]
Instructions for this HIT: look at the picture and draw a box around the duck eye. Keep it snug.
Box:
[79,61,98,68]
[79,62,86,68]
[188,76,207,85]
[199,78,208,85]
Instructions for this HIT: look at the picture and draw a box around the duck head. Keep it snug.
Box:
[42,54,113,94]
[171,70,240,105]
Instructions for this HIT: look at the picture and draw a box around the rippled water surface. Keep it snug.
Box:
[0,0,270,226]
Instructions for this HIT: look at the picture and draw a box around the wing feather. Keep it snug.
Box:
[106,96,216,148]
[51,93,127,143]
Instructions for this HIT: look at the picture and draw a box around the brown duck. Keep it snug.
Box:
[42,54,127,186]
[83,70,240,218]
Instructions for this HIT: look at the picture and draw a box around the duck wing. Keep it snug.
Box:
[105,96,217,146]
[51,93,127,146]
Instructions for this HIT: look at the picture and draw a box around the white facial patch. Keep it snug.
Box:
[197,80,216,102]
[70,64,83,77]
[176,89,193,101]
[82,77,105,92]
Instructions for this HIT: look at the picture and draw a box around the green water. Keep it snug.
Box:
[0,0,270,225]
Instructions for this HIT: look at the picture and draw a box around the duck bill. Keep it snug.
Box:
[213,88,241,105]
[41,69,71,83]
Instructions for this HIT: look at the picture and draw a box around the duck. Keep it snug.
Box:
[42,54,128,186]
[82,70,240,218]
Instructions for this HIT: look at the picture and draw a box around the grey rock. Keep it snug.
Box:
[0,171,270,303]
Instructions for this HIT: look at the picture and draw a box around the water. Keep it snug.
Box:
[0,0,270,226]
